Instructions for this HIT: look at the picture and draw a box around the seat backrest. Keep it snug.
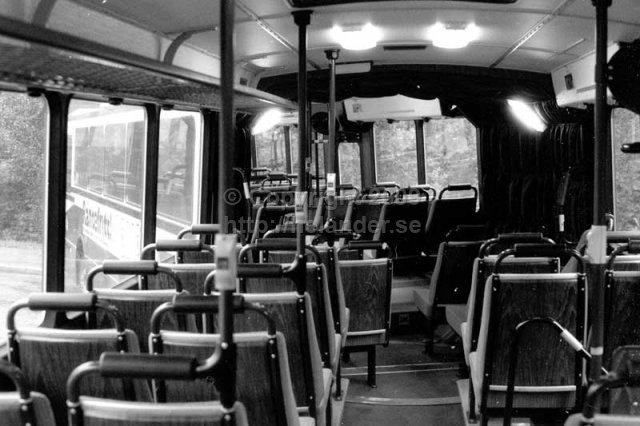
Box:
[342,199,386,241]
[181,251,215,263]
[609,254,640,272]
[148,263,215,331]
[0,360,55,426]
[0,392,54,426]
[234,292,325,419]
[422,197,476,254]
[476,273,585,409]
[564,413,640,426]
[158,331,299,426]
[242,265,335,368]
[375,199,430,262]
[148,263,216,295]
[428,240,485,308]
[332,195,356,228]
[12,328,149,425]
[263,246,348,337]
[76,398,249,426]
[564,346,640,424]
[251,205,295,243]
[607,346,640,415]
[466,256,559,356]
[7,294,151,425]
[604,271,640,366]
[339,258,392,338]
[95,288,197,353]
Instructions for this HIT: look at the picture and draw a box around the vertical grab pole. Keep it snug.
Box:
[588,0,611,383]
[219,0,236,229]
[293,10,312,255]
[218,0,237,418]
[324,49,339,229]
[315,138,320,199]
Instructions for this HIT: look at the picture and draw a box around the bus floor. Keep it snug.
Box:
[340,323,466,426]
[339,323,567,426]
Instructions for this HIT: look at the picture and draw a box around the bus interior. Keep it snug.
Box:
[0,0,639,425]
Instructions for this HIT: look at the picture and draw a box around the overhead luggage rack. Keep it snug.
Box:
[0,16,296,112]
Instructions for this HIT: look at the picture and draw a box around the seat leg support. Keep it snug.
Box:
[335,362,343,400]
[468,373,477,423]
[424,316,434,354]
[367,346,377,388]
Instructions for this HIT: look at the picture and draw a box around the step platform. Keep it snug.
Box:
[456,379,533,426]
[331,378,349,426]
[391,274,429,313]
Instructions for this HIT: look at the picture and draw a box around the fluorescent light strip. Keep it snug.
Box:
[251,108,283,135]
[508,99,546,132]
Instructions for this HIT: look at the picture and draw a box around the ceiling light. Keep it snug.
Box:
[508,99,546,132]
[251,108,283,135]
[331,24,381,51]
[336,61,372,75]
[429,22,478,49]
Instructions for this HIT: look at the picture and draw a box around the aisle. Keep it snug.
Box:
[340,332,465,425]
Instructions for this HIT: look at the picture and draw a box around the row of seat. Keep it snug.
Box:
[1,223,394,425]
[248,185,477,315]
[419,230,640,425]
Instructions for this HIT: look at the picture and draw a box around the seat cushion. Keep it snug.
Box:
[413,288,433,318]
[332,334,341,376]
[299,416,316,426]
[341,308,350,344]
[445,304,466,336]
[468,351,483,413]
[460,321,470,366]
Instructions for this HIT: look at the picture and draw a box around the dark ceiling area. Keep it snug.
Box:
[258,64,555,121]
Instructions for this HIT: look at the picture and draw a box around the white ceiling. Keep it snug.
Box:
[39,0,640,78]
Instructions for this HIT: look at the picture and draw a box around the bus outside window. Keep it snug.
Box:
[374,120,418,188]
[338,142,362,190]
[254,126,287,173]
[65,102,204,290]
[613,108,640,231]
[65,100,146,291]
[156,109,203,240]
[0,92,48,343]
[423,117,478,195]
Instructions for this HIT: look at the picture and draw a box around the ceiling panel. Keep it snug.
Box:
[498,49,576,73]
[281,0,560,13]
[521,15,595,59]
[50,0,640,80]
[254,7,552,70]
[73,0,220,34]
[563,0,640,23]
[187,21,294,63]
[235,0,292,17]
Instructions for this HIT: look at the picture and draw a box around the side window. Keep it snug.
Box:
[338,142,362,190]
[74,125,105,193]
[104,123,127,202]
[613,108,640,230]
[65,100,146,290]
[254,127,287,173]
[290,127,299,174]
[156,110,202,239]
[0,92,48,343]
[423,117,478,194]
[374,120,417,187]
